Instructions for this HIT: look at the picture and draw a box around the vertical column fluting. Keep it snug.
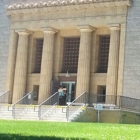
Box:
[38,30,56,104]
[5,30,18,103]
[12,31,30,103]
[76,28,93,97]
[106,26,120,96]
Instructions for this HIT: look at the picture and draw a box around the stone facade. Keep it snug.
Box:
[3,0,140,104]
[123,0,140,99]
[0,0,10,94]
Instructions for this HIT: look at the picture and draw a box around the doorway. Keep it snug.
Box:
[33,85,39,104]
[60,82,76,102]
[97,86,106,103]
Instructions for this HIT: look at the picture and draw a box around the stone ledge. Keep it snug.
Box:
[6,0,131,15]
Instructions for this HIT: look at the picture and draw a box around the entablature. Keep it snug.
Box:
[6,0,131,16]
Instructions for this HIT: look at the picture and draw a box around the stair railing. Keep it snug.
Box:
[88,93,119,107]
[66,92,87,121]
[0,91,10,113]
[88,93,140,113]
[0,91,10,104]
[119,96,140,112]
[40,103,57,119]
[38,92,59,120]
[9,91,33,118]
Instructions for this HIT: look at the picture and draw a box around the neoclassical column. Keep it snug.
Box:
[106,26,120,96]
[5,30,18,103]
[12,31,30,103]
[76,26,93,97]
[38,29,56,104]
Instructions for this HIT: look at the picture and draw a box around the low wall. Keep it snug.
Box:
[76,107,140,124]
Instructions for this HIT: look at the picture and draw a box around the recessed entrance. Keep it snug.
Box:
[97,86,106,103]
[60,82,76,102]
[33,85,39,104]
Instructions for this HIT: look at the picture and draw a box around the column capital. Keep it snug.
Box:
[110,26,120,31]
[17,32,30,36]
[78,25,96,32]
[107,24,120,30]
[42,27,59,34]
[43,30,56,35]
[15,29,32,36]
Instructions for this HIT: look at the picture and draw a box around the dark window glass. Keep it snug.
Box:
[62,37,80,73]
[98,36,110,73]
[34,39,43,73]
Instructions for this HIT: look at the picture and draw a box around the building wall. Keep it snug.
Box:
[0,0,44,93]
[123,0,140,98]
[25,28,109,94]
[0,0,10,93]
[1,0,130,99]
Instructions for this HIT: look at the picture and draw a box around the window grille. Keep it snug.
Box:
[98,36,110,73]
[34,39,43,73]
[62,37,80,73]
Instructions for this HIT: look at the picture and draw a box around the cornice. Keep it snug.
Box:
[6,0,131,16]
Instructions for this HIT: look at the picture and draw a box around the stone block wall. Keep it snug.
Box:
[0,0,44,93]
[123,0,140,98]
[1,0,140,99]
[77,108,140,124]
[0,0,10,93]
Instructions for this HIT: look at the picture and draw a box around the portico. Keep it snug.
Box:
[5,0,130,104]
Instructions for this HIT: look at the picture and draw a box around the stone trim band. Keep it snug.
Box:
[6,0,131,11]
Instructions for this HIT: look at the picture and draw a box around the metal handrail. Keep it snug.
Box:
[0,91,10,104]
[10,91,33,118]
[41,103,57,118]
[11,91,33,107]
[88,93,118,106]
[68,104,85,120]
[119,96,140,112]
[66,92,87,121]
[38,92,58,107]
[38,92,59,120]
[67,92,86,106]
[88,94,140,113]
[0,91,9,97]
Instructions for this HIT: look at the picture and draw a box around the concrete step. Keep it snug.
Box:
[0,104,86,121]
[40,106,67,122]
[0,107,13,119]
[42,119,67,122]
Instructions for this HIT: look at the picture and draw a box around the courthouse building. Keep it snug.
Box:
[1,0,140,104]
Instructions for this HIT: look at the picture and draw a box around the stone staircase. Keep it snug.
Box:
[13,105,39,120]
[68,106,86,122]
[41,106,67,122]
[0,104,13,119]
[40,105,86,122]
[0,104,86,122]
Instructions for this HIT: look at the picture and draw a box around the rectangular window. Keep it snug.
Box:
[98,35,110,73]
[34,39,43,73]
[62,37,80,73]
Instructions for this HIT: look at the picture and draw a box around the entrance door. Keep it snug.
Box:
[33,85,39,105]
[97,86,106,103]
[60,82,76,102]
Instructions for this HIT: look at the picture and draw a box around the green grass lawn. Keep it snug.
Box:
[0,120,140,140]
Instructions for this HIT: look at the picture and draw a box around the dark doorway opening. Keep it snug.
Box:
[97,86,106,103]
[33,85,39,104]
